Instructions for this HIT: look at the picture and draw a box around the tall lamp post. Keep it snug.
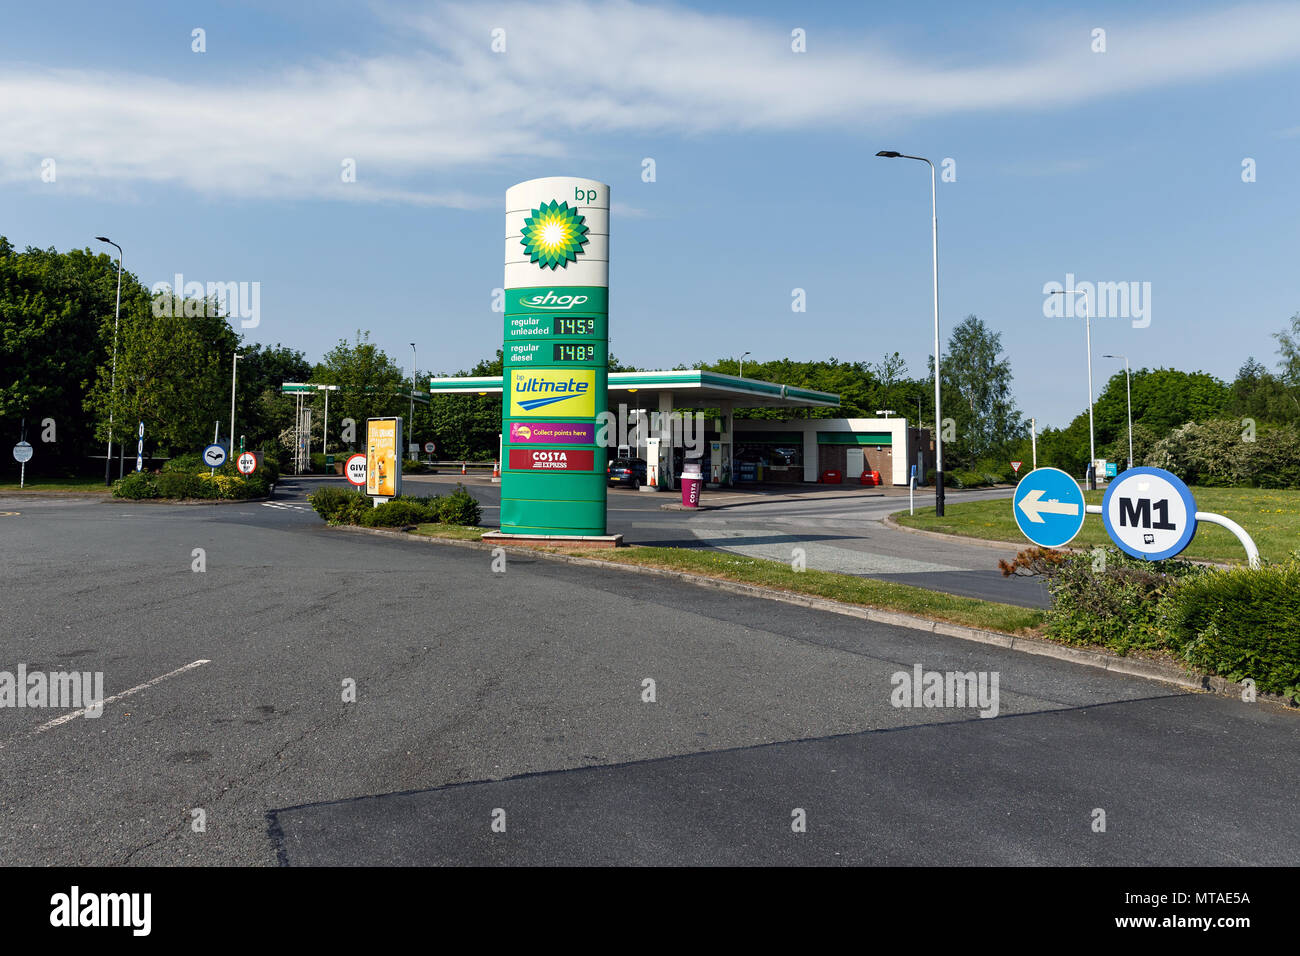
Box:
[229,352,243,458]
[876,150,945,515]
[409,342,417,452]
[1102,353,1133,472]
[739,351,751,379]
[95,237,123,485]
[1050,289,1096,489]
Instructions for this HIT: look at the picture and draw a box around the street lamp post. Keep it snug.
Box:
[739,351,751,379]
[229,352,242,459]
[1050,289,1096,489]
[96,237,123,485]
[1102,354,1133,471]
[876,150,945,515]
[409,343,417,453]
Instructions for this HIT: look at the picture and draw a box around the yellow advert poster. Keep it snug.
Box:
[509,369,596,418]
[366,417,402,497]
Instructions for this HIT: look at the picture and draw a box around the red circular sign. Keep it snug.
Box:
[345,453,367,487]
[236,452,257,475]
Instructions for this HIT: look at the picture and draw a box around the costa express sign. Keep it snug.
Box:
[508,449,595,471]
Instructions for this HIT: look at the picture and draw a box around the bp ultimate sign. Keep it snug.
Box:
[501,177,609,536]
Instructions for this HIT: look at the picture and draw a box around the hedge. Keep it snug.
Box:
[1164,560,1300,699]
[1038,548,1300,702]
[307,485,481,528]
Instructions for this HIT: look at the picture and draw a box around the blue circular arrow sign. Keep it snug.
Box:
[1012,466,1086,548]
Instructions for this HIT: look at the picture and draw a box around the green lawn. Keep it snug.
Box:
[895,486,1299,565]
[0,476,112,493]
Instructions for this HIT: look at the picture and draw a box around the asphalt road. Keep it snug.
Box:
[0,485,1295,865]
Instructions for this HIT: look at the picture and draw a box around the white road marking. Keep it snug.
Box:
[33,659,212,733]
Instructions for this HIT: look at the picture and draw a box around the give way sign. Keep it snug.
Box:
[345,453,367,487]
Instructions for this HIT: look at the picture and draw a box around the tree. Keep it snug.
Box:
[1227,357,1298,425]
[236,343,312,454]
[934,315,1023,469]
[426,352,503,460]
[314,331,407,438]
[0,240,121,474]
[85,288,239,455]
[1274,312,1300,387]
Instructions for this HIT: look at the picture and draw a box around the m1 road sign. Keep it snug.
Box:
[236,452,257,475]
[1102,467,1197,560]
[1012,466,1085,548]
[345,453,367,487]
[202,444,227,468]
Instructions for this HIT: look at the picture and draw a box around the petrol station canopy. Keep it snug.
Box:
[428,370,840,409]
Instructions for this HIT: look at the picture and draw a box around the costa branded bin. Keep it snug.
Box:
[681,461,703,508]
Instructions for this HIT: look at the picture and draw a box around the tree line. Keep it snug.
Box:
[4,236,1297,483]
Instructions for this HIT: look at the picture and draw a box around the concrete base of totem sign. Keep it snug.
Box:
[481,531,624,550]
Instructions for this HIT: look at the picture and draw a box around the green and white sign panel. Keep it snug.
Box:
[501,176,610,536]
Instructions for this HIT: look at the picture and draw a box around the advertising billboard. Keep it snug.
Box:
[366,417,402,499]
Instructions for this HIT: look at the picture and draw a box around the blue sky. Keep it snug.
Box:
[3,0,1299,427]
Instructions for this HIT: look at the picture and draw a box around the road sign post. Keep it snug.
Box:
[13,440,33,488]
[1012,466,1085,548]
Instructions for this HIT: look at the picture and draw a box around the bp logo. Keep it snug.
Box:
[520,200,589,269]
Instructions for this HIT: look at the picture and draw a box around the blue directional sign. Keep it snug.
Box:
[1013,466,1086,548]
[1102,467,1197,561]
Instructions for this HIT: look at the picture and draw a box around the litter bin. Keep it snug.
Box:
[681,461,703,508]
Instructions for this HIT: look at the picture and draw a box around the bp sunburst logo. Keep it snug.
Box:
[520,200,590,269]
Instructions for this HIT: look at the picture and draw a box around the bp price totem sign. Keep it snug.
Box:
[501,177,609,536]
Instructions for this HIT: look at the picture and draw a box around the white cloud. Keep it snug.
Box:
[2,1,1299,202]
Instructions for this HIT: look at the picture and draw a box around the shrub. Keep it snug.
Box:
[403,459,430,474]
[359,498,438,527]
[1042,548,1208,653]
[156,470,206,499]
[112,471,159,499]
[308,486,367,523]
[162,452,205,473]
[1164,558,1300,700]
[438,485,481,526]
[947,469,996,489]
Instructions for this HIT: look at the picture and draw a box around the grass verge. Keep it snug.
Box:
[894,486,1296,565]
[0,477,112,493]
[550,545,1045,635]
[412,523,496,541]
